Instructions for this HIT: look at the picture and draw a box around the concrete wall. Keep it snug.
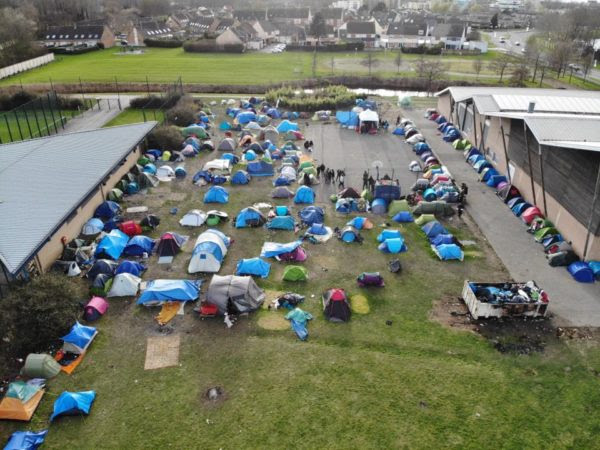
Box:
[34,145,142,273]
[0,54,55,80]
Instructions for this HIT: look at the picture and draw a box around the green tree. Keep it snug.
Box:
[309,12,327,42]
[490,54,511,82]
[510,62,529,86]
[473,59,483,80]
[490,13,498,28]
[361,52,380,76]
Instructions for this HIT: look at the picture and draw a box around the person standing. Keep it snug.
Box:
[368,175,375,193]
[338,173,345,189]
[362,170,369,190]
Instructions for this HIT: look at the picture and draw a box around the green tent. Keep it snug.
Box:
[534,226,559,242]
[388,200,410,217]
[330,194,338,202]
[415,214,436,226]
[361,189,373,202]
[299,161,314,170]
[302,167,317,176]
[283,265,308,281]
[137,156,150,166]
[452,139,471,151]
[20,353,62,379]
[90,276,113,296]
[108,188,123,202]
[530,218,553,230]
[118,179,129,192]
[182,125,208,139]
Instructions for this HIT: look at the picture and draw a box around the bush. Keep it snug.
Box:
[165,95,200,126]
[130,94,181,109]
[183,40,244,53]
[51,45,100,55]
[265,85,359,111]
[402,45,443,55]
[0,91,38,110]
[148,125,183,150]
[0,274,87,374]
[56,96,85,110]
[287,42,365,52]
[144,38,183,48]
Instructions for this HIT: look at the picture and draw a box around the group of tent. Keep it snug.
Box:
[336,99,379,134]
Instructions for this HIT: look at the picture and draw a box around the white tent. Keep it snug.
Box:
[187,231,229,274]
[281,166,297,181]
[359,109,379,124]
[156,165,175,181]
[245,121,262,130]
[108,273,141,297]
[179,210,207,227]
[203,159,231,172]
[406,134,425,145]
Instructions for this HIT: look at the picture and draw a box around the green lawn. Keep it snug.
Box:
[103,108,164,127]
[0,109,78,143]
[1,101,599,448]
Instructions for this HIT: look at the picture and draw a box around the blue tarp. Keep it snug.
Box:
[261,241,302,258]
[307,223,327,235]
[235,208,265,228]
[568,262,595,283]
[204,186,229,203]
[95,229,129,260]
[335,111,358,127]
[94,201,121,220]
[4,430,48,450]
[235,258,271,278]
[276,120,299,132]
[124,235,155,256]
[434,244,463,261]
[237,111,256,125]
[392,127,404,135]
[247,161,274,177]
[299,206,324,225]
[115,260,146,277]
[137,280,201,305]
[231,170,250,184]
[294,186,315,204]
[422,221,447,238]
[50,391,96,421]
[392,211,414,223]
[378,237,407,253]
[267,216,295,230]
[377,229,402,242]
[430,234,455,246]
[347,217,369,229]
[61,322,96,352]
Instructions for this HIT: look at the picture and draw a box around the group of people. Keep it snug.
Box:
[362,171,377,193]
[303,140,314,152]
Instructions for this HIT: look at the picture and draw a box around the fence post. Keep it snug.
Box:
[79,77,85,104]
[54,91,65,129]
[46,93,59,134]
[22,105,34,139]
[13,110,24,141]
[39,96,51,136]
[115,76,122,111]
[107,98,111,111]
[146,75,150,96]
[4,115,14,142]
[49,77,54,92]
[32,98,43,138]
[142,110,147,122]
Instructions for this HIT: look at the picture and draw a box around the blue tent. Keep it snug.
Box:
[392,127,405,136]
[294,186,315,204]
[231,170,250,185]
[247,161,274,177]
[392,211,414,223]
[299,206,324,225]
[261,241,302,258]
[274,176,291,186]
[481,168,499,182]
[235,258,271,278]
[377,229,402,243]
[219,121,232,130]
[336,198,358,214]
[237,111,256,125]
[193,170,212,184]
[336,111,358,127]
[50,391,96,421]
[266,107,281,119]
[422,221,447,239]
[95,229,129,259]
[143,163,157,175]
[511,202,532,217]
[423,188,437,202]
[175,167,186,179]
[61,322,96,353]
[465,147,480,160]
[94,201,121,220]
[567,262,595,283]
[267,215,295,230]
[430,233,455,246]
[146,149,161,160]
[435,115,447,124]
[244,150,257,161]
[204,228,231,247]
[235,207,266,228]
[86,259,117,279]
[276,120,299,132]
[123,235,155,256]
[413,142,431,154]
[589,261,600,279]
[4,430,48,450]
[347,217,370,229]
[82,218,104,235]
[275,205,289,216]
[378,237,407,253]
[126,182,139,195]
[307,223,327,235]
[339,227,361,243]
[443,129,461,142]
[115,260,146,277]
[486,174,507,187]
[204,186,229,203]
[137,280,201,305]
[434,244,464,261]
[371,198,387,215]
[221,153,239,163]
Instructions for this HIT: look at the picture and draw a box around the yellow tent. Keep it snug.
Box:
[0,382,44,421]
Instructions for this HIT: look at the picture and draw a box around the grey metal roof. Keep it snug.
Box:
[0,122,157,274]
[472,95,499,114]
[524,116,600,152]
[436,86,600,103]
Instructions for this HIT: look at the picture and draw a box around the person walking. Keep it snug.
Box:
[362,170,369,190]
[338,173,345,189]
[368,175,375,193]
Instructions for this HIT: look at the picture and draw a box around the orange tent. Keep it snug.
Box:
[0,382,44,421]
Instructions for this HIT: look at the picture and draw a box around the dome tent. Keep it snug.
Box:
[567,262,595,283]
[283,265,308,281]
[20,353,61,379]
[94,201,121,220]
[95,230,129,260]
[115,260,145,277]
[432,244,464,261]
[0,380,45,422]
[206,210,229,226]
[82,297,109,322]
[123,235,155,256]
[299,206,324,226]
[294,186,315,204]
[50,390,96,422]
[272,186,294,198]
[188,230,230,273]
[392,211,414,223]
[81,218,104,236]
[337,226,362,243]
[180,210,207,227]
[357,272,385,287]
[107,273,141,297]
[378,237,407,254]
[118,220,142,237]
[422,221,448,239]
[276,120,299,133]
[206,275,265,315]
[267,215,295,231]
[231,170,251,185]
[322,288,351,322]
[90,274,113,297]
[235,258,271,278]
[346,216,373,230]
[137,279,200,306]
[377,229,402,243]
[235,207,267,228]
[156,232,187,262]
[204,186,229,204]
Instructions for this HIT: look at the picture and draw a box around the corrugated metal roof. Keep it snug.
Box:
[472,95,499,114]
[524,116,600,152]
[0,122,157,274]
[436,86,600,103]
[493,94,600,115]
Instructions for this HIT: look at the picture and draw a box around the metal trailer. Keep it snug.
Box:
[462,280,549,320]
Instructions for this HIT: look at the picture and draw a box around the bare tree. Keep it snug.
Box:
[414,56,447,94]
[490,54,511,83]
[548,42,572,78]
[330,56,335,75]
[524,37,542,82]
[510,62,529,87]
[361,52,380,76]
[0,7,38,67]
[394,49,403,74]
[472,59,483,80]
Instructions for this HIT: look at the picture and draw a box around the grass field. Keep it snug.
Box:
[103,108,164,127]
[0,109,76,143]
[1,100,599,448]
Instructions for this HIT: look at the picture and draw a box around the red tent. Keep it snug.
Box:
[521,206,543,225]
[322,288,351,322]
[119,221,142,237]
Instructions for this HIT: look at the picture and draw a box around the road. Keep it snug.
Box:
[483,29,535,55]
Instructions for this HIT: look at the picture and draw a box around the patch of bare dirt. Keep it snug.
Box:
[429,296,477,333]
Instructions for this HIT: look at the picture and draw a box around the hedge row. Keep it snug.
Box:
[144,38,183,48]
[183,41,245,53]
[50,45,101,55]
[265,85,359,111]
[401,45,443,55]
[287,42,365,52]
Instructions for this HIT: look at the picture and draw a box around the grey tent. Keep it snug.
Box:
[412,201,455,217]
[272,186,295,198]
[138,172,159,188]
[217,138,236,151]
[205,275,265,315]
[20,353,62,379]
